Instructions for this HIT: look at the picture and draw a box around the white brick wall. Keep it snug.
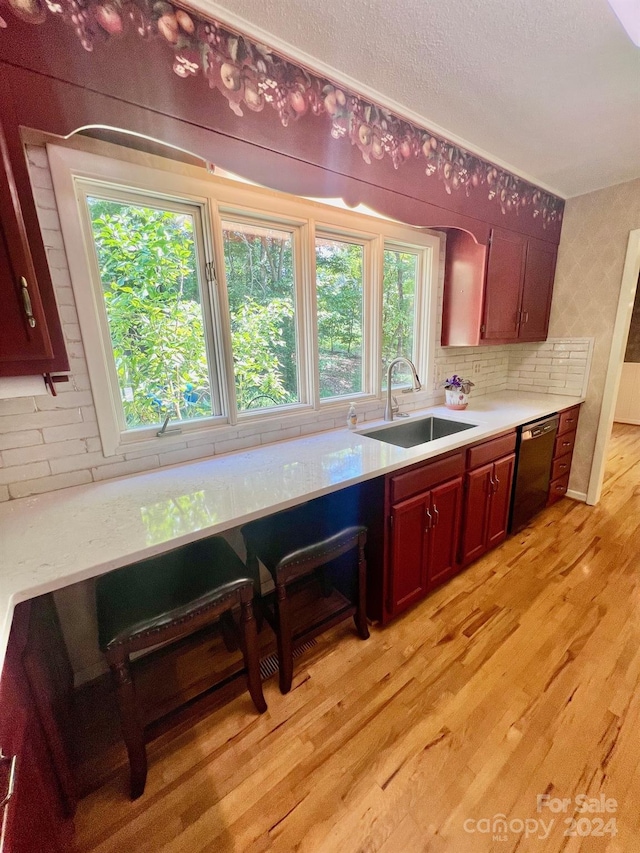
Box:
[506,338,593,397]
[0,145,592,502]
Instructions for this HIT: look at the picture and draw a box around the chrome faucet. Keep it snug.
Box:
[384,357,422,421]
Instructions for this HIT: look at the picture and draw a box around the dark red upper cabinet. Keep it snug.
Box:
[0,79,68,377]
[441,226,558,347]
[0,214,51,367]
[481,228,527,341]
[518,237,557,342]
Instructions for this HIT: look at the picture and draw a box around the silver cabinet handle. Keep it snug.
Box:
[432,504,439,527]
[425,507,433,531]
[493,475,500,494]
[20,277,36,328]
[0,751,17,810]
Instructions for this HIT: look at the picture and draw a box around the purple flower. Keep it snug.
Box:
[442,374,475,394]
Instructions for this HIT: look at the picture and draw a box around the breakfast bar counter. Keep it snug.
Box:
[0,390,584,674]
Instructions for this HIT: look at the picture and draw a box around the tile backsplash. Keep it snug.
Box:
[506,338,592,397]
[0,144,591,501]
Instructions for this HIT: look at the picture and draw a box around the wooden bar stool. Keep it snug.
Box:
[96,536,266,799]
[242,507,369,694]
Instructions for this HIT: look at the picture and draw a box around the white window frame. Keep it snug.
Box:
[215,209,311,418]
[76,181,226,431]
[313,224,378,404]
[48,143,440,458]
[382,240,432,391]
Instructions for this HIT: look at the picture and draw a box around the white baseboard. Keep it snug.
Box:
[567,488,587,502]
[613,417,640,426]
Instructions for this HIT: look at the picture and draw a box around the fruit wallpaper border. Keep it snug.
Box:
[0,0,564,226]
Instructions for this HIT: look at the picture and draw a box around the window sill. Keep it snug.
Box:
[103,391,424,460]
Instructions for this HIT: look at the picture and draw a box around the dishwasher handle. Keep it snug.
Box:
[521,415,559,441]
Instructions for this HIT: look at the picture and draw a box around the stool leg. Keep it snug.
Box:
[354,532,370,640]
[275,581,294,694]
[108,648,147,799]
[253,592,265,635]
[245,547,264,634]
[239,595,267,714]
[220,610,239,652]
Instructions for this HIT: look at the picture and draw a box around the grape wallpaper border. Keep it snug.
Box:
[0,0,564,226]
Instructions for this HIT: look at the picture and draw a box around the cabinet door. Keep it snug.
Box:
[486,453,516,550]
[0,222,52,365]
[389,492,429,616]
[427,477,463,588]
[519,238,556,342]
[460,464,492,565]
[0,605,74,853]
[2,717,71,853]
[0,117,54,366]
[0,652,28,853]
[0,77,68,375]
[481,228,527,342]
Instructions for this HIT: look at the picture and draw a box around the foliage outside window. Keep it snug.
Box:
[382,249,419,389]
[315,237,364,399]
[87,198,213,428]
[222,220,299,412]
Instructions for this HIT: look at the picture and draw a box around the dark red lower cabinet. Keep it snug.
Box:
[0,602,74,853]
[388,476,463,618]
[461,453,515,566]
[427,478,464,588]
[486,453,515,550]
[389,492,430,615]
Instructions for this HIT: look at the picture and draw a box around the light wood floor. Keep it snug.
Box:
[74,423,640,853]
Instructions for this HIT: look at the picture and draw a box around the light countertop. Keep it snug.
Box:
[0,391,583,672]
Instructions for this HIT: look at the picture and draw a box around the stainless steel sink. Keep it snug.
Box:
[360,416,476,448]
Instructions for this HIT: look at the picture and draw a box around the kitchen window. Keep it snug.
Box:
[48,144,439,456]
[221,218,302,413]
[315,234,366,400]
[382,246,422,389]
[83,190,221,429]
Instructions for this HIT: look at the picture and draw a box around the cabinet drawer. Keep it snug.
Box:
[554,430,576,459]
[551,452,572,482]
[390,452,463,503]
[548,473,570,506]
[466,431,516,470]
[558,405,580,436]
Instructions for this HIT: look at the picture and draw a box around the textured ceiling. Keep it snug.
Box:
[195,0,640,198]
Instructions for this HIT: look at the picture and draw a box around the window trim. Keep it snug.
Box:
[48,143,441,458]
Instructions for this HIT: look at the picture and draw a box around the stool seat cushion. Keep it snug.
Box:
[242,504,365,575]
[96,537,256,650]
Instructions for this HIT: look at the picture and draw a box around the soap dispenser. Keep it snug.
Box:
[347,402,358,430]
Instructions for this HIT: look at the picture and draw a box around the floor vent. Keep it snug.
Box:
[259,639,317,681]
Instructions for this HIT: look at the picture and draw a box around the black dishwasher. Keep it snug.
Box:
[509,414,559,533]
